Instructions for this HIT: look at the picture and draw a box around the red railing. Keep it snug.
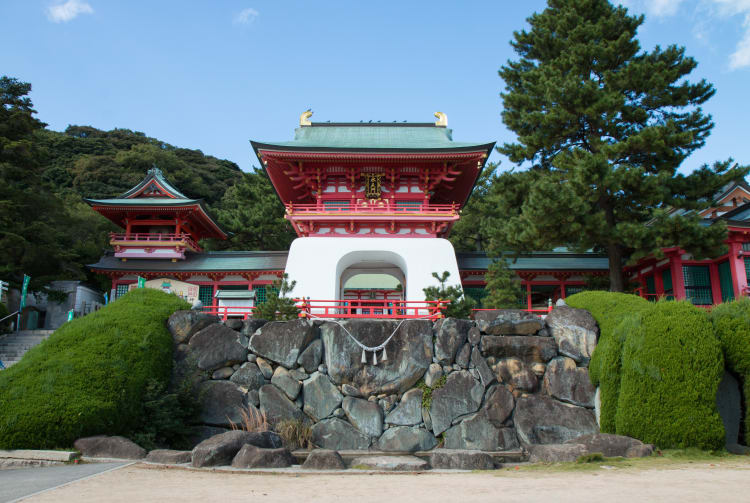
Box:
[109,232,201,251]
[295,299,448,320]
[286,202,458,215]
[202,304,257,321]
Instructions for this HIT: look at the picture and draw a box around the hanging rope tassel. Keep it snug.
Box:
[372,351,378,366]
[361,348,367,363]
[381,346,388,361]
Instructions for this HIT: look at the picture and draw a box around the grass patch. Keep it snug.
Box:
[417,374,447,410]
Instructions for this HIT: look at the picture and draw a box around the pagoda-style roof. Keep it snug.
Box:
[84,166,226,240]
[89,250,288,274]
[251,123,494,153]
[457,250,609,272]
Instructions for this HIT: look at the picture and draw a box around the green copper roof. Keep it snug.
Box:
[252,123,493,152]
[456,251,609,271]
[121,166,188,198]
[89,251,288,272]
[84,197,201,206]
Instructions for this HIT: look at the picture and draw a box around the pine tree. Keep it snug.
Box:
[254,274,299,321]
[423,271,476,319]
[483,257,525,309]
[490,0,749,291]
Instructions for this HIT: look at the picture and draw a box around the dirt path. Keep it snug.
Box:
[21,461,750,503]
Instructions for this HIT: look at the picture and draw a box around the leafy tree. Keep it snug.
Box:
[490,0,749,291]
[423,271,476,319]
[254,274,300,321]
[449,163,498,252]
[482,257,525,308]
[207,169,297,251]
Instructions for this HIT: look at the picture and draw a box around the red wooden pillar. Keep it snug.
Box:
[125,219,132,238]
[728,241,747,297]
[654,267,664,296]
[709,261,722,305]
[669,252,686,301]
[559,281,566,299]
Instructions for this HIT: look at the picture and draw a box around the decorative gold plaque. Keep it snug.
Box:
[364,174,383,199]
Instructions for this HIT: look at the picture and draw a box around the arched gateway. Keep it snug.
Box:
[252,112,494,316]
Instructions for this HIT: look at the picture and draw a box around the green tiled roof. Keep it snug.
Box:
[121,166,188,198]
[84,197,201,206]
[89,251,288,272]
[252,124,493,152]
[456,251,609,271]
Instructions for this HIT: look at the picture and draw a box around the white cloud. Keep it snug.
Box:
[619,0,750,69]
[233,8,259,25]
[46,0,93,23]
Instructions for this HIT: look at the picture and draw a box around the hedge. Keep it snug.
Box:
[710,298,750,441]
[565,291,652,432]
[0,288,188,449]
[616,301,725,449]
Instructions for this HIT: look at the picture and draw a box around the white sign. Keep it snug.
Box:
[129,278,200,304]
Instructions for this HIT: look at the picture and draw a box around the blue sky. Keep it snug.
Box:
[1,0,749,174]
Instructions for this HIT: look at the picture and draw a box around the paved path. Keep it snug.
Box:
[0,462,127,502]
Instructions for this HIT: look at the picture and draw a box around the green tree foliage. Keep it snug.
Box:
[423,271,476,319]
[482,257,525,308]
[710,298,750,442]
[489,0,749,291]
[449,164,498,252]
[253,274,300,321]
[208,169,297,251]
[0,288,189,449]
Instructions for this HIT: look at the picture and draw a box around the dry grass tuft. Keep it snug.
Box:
[228,405,269,432]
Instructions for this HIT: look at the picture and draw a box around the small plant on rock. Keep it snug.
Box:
[228,405,269,432]
[275,419,312,450]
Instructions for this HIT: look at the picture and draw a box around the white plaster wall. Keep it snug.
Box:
[283,237,462,306]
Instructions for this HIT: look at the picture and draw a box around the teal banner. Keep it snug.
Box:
[19,274,30,310]
[67,310,74,322]
[137,276,146,288]
[103,292,109,305]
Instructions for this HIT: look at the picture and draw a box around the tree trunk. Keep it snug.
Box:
[607,243,626,292]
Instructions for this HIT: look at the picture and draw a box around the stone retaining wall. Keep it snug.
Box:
[169,304,601,451]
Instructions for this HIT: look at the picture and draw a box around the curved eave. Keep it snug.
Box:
[251,141,495,157]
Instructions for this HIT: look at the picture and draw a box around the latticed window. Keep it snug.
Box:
[115,284,129,299]
[323,200,349,211]
[395,200,422,212]
[645,275,656,297]
[565,286,584,296]
[463,287,488,305]
[254,285,267,304]
[718,261,735,302]
[198,285,214,306]
[745,257,750,286]
[661,269,674,300]
[682,265,713,305]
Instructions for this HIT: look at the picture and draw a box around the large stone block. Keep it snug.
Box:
[197,380,248,427]
[480,335,557,363]
[385,388,423,426]
[483,384,515,426]
[376,426,438,452]
[545,305,598,364]
[301,449,345,470]
[311,418,371,450]
[231,444,295,468]
[321,319,432,396]
[543,357,595,408]
[303,372,343,421]
[434,318,472,365]
[145,449,192,464]
[443,413,503,451]
[514,395,598,445]
[259,384,306,427]
[191,430,282,467]
[188,323,248,371]
[493,357,538,392]
[429,370,484,436]
[240,319,269,337]
[74,436,146,460]
[474,309,538,333]
[229,362,266,391]
[527,443,587,463]
[249,319,319,368]
[429,450,496,470]
[168,310,219,344]
[297,339,323,373]
[343,396,384,437]
[564,433,651,458]
[271,366,302,400]
[349,455,429,471]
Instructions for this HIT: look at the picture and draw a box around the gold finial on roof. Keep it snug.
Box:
[434,112,448,127]
[300,109,313,126]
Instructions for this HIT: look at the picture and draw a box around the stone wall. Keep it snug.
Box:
[168,304,600,451]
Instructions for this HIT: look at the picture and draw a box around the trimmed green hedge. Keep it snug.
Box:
[710,298,750,441]
[566,291,652,431]
[0,288,188,449]
[616,301,725,449]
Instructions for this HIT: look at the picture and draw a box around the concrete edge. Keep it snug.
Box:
[0,450,79,462]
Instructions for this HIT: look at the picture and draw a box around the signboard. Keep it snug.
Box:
[67,310,74,322]
[128,277,199,304]
[19,274,30,310]
[103,292,109,305]
[364,173,383,199]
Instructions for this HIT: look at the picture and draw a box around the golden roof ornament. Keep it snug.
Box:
[434,112,448,127]
[300,109,313,126]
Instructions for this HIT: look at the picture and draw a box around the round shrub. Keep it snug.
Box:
[710,298,750,441]
[566,291,652,431]
[0,288,189,449]
[616,301,725,449]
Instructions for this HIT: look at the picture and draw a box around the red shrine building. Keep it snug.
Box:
[86,113,750,313]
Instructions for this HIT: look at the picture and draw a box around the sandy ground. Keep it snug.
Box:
[20,460,750,503]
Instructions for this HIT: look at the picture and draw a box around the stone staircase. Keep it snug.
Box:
[0,330,54,368]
